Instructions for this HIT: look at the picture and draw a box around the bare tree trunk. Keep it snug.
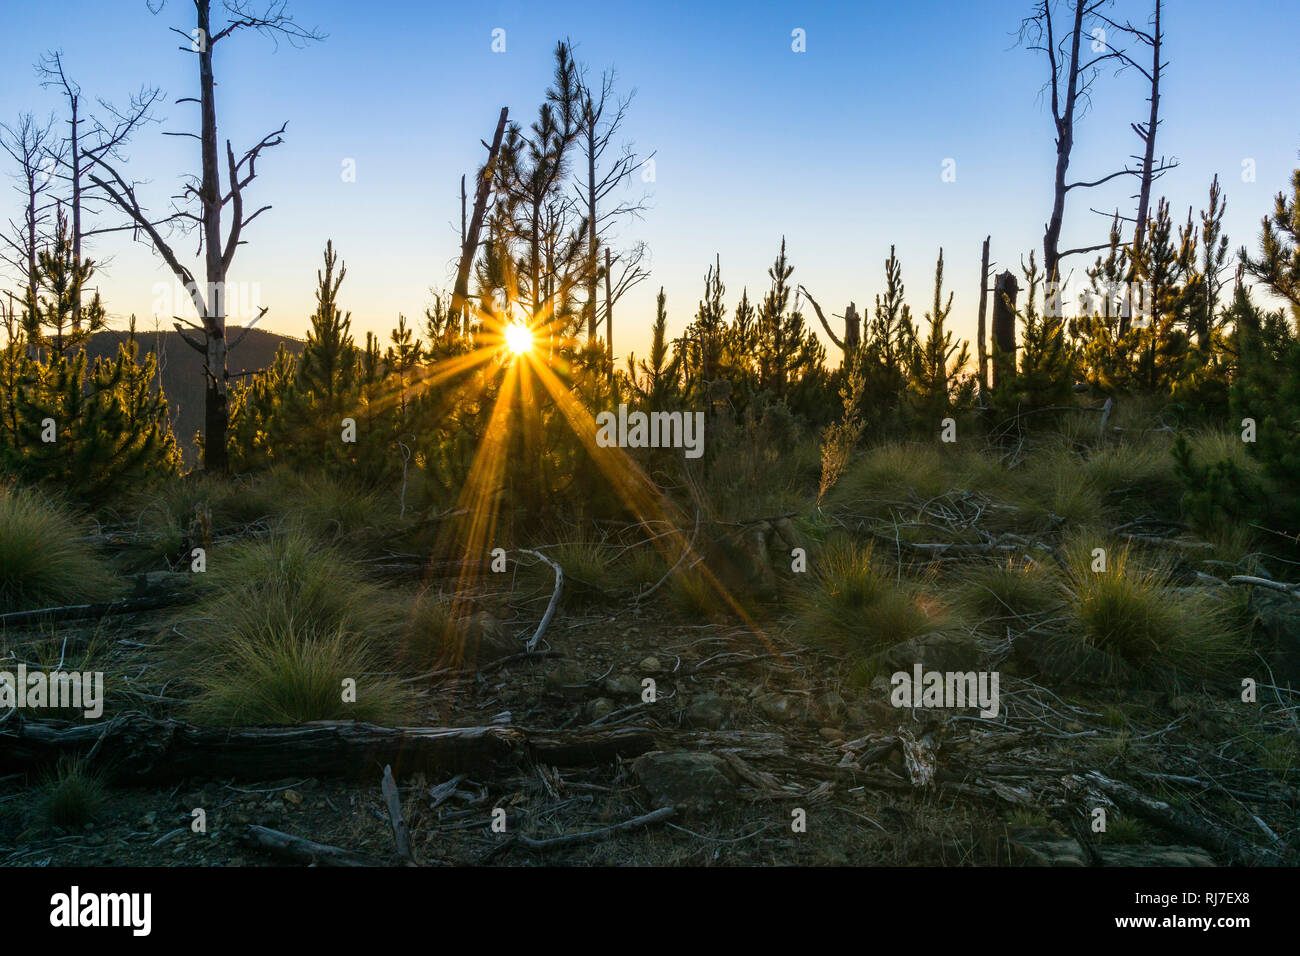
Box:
[451,107,508,328]
[196,0,230,473]
[1043,0,1087,283]
[1125,0,1163,336]
[991,270,1020,390]
[586,121,598,341]
[977,235,990,396]
[605,246,614,380]
[1131,0,1162,255]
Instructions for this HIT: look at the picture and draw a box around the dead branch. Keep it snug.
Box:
[234,824,380,867]
[380,764,415,864]
[518,549,563,652]
[513,806,675,852]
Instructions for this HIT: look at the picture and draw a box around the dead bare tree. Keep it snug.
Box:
[1020,0,1175,287]
[573,59,652,344]
[451,107,509,333]
[86,0,322,473]
[0,112,59,296]
[977,235,991,397]
[37,50,163,318]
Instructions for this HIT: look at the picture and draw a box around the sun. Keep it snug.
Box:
[504,321,533,356]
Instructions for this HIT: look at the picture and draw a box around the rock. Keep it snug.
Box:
[755,692,793,723]
[1013,630,1136,686]
[879,632,982,675]
[545,660,591,699]
[1251,590,1300,686]
[842,703,875,730]
[813,691,846,723]
[1004,825,1215,866]
[684,692,727,730]
[588,697,616,721]
[1102,845,1216,866]
[633,752,736,814]
[467,612,519,665]
[603,675,641,698]
[1004,830,1083,866]
[638,656,662,673]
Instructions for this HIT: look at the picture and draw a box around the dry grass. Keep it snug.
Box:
[796,539,949,658]
[0,485,119,613]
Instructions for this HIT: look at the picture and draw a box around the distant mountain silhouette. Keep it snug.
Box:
[86,326,304,464]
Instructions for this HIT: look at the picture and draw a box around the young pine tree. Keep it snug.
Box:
[907,248,972,424]
[282,241,360,471]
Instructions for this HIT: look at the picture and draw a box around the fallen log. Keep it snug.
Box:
[2,715,803,785]
[0,591,197,629]
[234,824,381,867]
[1,713,525,783]
[1074,771,1289,866]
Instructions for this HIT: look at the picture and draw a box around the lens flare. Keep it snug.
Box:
[504,322,533,356]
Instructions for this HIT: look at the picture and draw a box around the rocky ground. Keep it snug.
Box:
[3,583,1296,868]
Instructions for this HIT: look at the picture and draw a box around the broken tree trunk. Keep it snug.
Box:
[450,107,509,328]
[990,269,1019,390]
[977,236,990,398]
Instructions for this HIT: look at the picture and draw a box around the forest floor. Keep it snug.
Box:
[3,584,1293,867]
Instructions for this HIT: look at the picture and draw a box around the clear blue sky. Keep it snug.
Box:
[2,0,1296,360]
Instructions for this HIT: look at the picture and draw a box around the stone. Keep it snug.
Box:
[879,631,982,675]
[1251,589,1300,686]
[755,692,793,722]
[633,752,736,814]
[545,660,590,699]
[1004,825,1215,866]
[467,612,519,665]
[603,675,641,698]
[684,692,727,730]
[813,690,846,723]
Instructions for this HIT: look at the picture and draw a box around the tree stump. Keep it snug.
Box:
[991,270,1020,389]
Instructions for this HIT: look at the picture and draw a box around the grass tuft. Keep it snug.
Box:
[41,757,107,829]
[796,539,948,657]
[185,622,410,726]
[1059,538,1241,676]
[0,486,119,613]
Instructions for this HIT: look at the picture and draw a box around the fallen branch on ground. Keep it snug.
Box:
[512,806,676,852]
[234,824,380,867]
